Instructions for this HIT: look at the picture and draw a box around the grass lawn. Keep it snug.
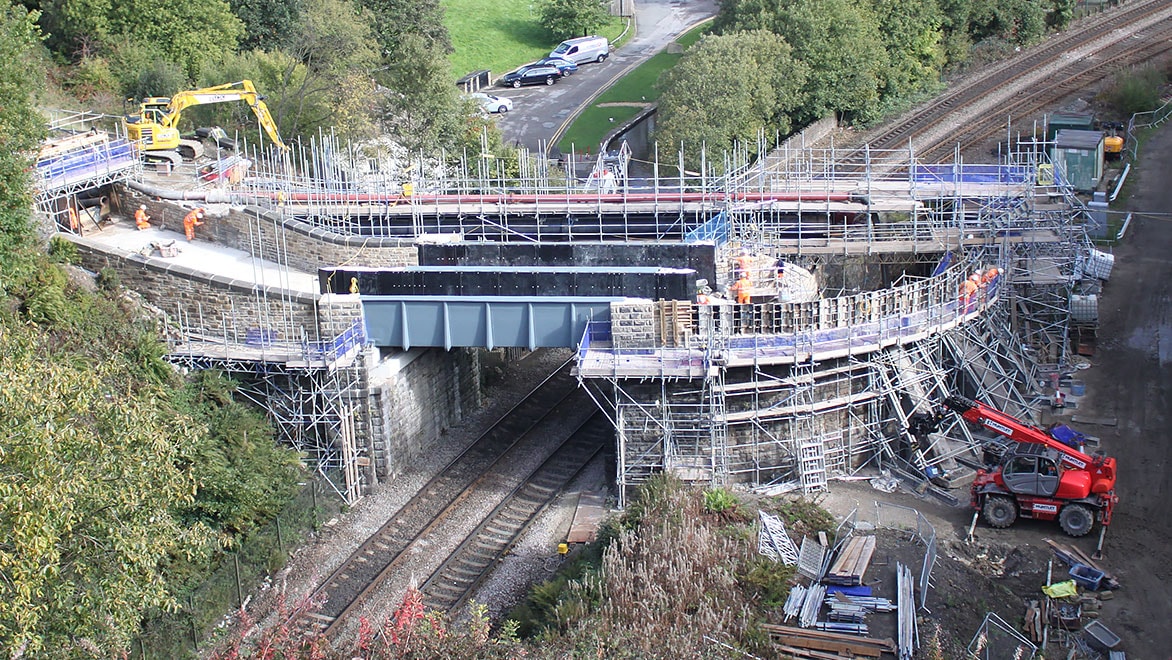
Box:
[556,19,712,153]
[443,0,627,79]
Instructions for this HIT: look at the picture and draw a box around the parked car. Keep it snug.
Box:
[550,35,609,64]
[534,57,579,76]
[468,92,514,114]
[500,65,561,88]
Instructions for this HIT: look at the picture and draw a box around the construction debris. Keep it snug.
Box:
[759,510,800,565]
[1043,538,1120,590]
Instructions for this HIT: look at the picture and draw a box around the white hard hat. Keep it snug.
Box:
[196,212,204,218]
[139,204,146,210]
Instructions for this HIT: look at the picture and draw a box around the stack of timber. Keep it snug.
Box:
[825,535,877,586]
[763,623,895,658]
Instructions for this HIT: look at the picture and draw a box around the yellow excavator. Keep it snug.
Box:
[123,80,287,164]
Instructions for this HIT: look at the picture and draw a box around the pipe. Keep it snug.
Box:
[1115,212,1132,241]
[126,179,233,204]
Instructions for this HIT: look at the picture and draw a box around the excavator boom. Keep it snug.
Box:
[943,395,1097,470]
[124,80,287,154]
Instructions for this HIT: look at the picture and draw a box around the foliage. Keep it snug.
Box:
[47,236,79,264]
[0,3,45,296]
[719,0,886,125]
[1106,65,1167,116]
[703,486,740,514]
[0,327,215,656]
[174,372,304,539]
[739,555,797,608]
[967,0,1047,46]
[656,30,807,168]
[229,0,304,51]
[538,0,611,41]
[868,0,946,100]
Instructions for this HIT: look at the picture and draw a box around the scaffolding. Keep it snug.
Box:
[33,111,141,233]
[575,147,1088,505]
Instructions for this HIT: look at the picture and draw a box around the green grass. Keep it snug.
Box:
[556,19,712,153]
[443,0,627,78]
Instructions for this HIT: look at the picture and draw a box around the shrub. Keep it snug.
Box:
[47,235,78,264]
[1106,65,1167,116]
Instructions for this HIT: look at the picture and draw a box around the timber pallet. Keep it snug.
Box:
[825,535,877,586]
[762,623,895,658]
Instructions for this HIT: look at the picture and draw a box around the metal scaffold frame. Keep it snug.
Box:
[574,144,1090,500]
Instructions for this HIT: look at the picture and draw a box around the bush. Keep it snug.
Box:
[47,235,78,264]
[1107,65,1167,116]
[97,267,122,292]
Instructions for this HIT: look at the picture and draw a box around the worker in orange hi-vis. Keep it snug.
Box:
[959,274,979,312]
[183,208,205,241]
[735,248,754,279]
[134,204,151,230]
[732,273,753,304]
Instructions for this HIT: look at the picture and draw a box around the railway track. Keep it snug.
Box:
[293,357,586,637]
[847,0,1172,160]
[420,412,611,613]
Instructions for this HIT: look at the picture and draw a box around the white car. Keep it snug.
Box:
[469,92,513,114]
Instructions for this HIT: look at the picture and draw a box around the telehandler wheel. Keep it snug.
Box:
[1059,503,1095,537]
[982,495,1017,528]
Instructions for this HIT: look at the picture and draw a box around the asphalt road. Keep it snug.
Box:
[1071,122,1172,658]
[492,0,717,155]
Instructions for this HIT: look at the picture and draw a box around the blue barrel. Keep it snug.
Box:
[1071,380,1086,396]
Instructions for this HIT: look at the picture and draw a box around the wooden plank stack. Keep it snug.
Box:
[825,535,877,586]
[1042,537,1120,590]
[762,623,895,658]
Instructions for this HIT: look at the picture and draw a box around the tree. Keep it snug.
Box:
[538,0,610,40]
[0,328,214,656]
[714,0,888,125]
[968,0,1047,45]
[867,0,945,99]
[655,31,807,170]
[0,2,45,298]
[229,0,304,51]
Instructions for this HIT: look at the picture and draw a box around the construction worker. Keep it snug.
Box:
[134,204,151,230]
[731,272,752,305]
[183,208,205,241]
[959,275,979,311]
[349,277,360,295]
[735,248,754,280]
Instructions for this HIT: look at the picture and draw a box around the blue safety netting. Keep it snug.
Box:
[912,164,1033,184]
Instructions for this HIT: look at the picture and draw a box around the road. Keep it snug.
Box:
[1072,122,1172,658]
[492,0,717,154]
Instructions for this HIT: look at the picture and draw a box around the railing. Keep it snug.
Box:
[1125,95,1172,160]
[577,263,1001,375]
[34,136,140,195]
[303,319,367,362]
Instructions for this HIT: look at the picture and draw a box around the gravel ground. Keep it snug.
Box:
[241,348,576,645]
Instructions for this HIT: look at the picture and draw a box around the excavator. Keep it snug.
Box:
[918,395,1117,539]
[123,80,287,165]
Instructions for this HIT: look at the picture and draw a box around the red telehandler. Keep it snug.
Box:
[931,395,1117,538]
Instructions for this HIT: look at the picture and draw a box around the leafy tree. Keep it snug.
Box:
[715,0,888,125]
[868,0,945,98]
[1047,0,1074,31]
[968,0,1047,45]
[655,30,807,169]
[0,328,215,656]
[538,0,611,40]
[229,0,304,51]
[358,0,468,155]
[0,2,45,299]
[176,372,304,538]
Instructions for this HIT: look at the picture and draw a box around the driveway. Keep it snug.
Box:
[492,0,717,154]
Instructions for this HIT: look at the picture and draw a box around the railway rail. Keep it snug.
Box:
[420,412,611,613]
[849,0,1172,160]
[293,357,585,637]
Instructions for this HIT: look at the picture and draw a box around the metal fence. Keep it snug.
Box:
[830,503,937,610]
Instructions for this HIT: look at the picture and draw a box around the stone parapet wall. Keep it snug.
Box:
[116,187,419,273]
[68,234,319,339]
[610,301,657,348]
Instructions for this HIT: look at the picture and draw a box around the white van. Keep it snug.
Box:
[550,35,609,65]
